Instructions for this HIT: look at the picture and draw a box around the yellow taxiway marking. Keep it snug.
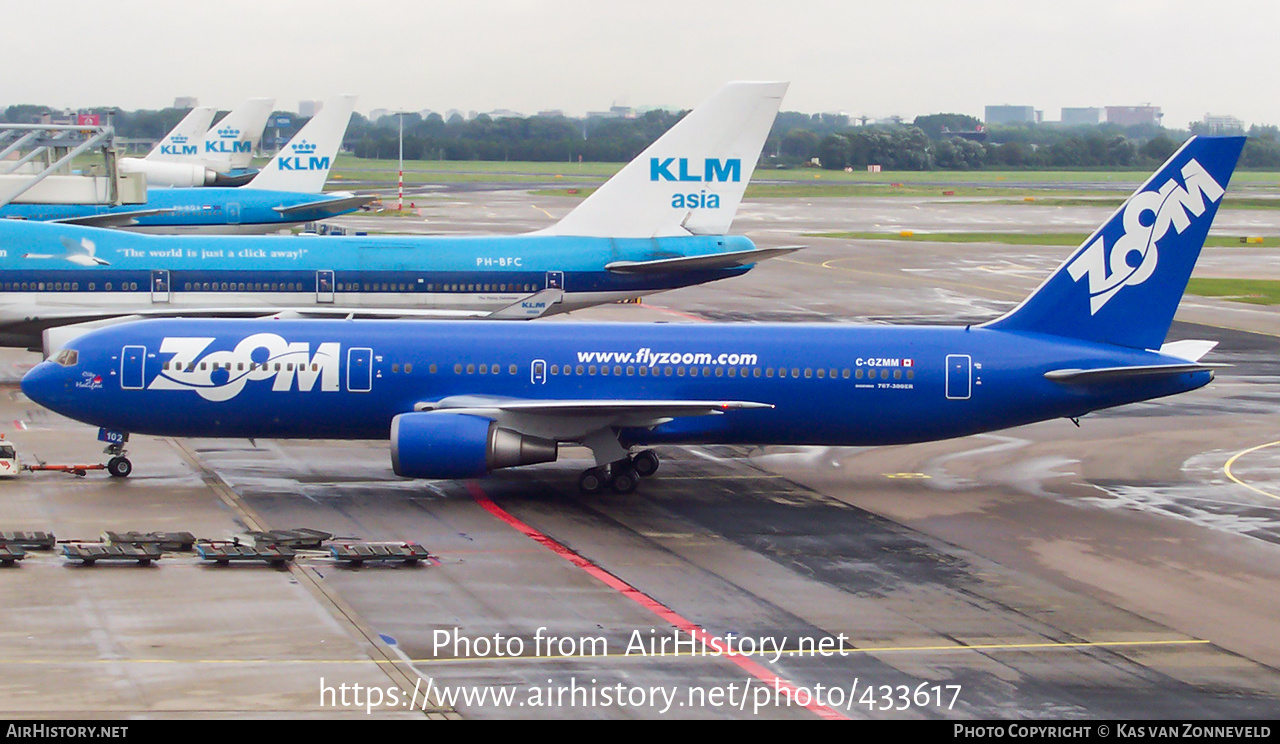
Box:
[883,473,931,479]
[0,638,1210,666]
[1223,440,1280,502]
[532,205,555,219]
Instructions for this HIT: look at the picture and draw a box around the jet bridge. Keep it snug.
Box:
[0,123,145,207]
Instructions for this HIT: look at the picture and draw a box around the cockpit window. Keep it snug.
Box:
[51,349,79,367]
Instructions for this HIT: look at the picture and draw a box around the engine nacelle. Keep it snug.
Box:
[119,159,218,188]
[390,412,558,479]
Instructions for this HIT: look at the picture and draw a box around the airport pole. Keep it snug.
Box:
[397,113,404,212]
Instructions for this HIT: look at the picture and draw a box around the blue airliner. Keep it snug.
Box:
[24,136,1241,489]
[0,96,366,233]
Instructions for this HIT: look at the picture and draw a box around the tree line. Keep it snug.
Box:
[6,103,1280,170]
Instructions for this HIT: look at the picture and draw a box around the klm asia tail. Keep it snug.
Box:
[984,136,1245,350]
[540,81,787,239]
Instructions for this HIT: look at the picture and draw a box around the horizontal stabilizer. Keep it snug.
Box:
[1044,363,1226,384]
[1158,339,1218,362]
[272,194,377,217]
[487,288,563,319]
[50,209,175,228]
[605,245,801,274]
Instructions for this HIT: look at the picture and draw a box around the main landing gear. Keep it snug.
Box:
[104,438,132,478]
[578,449,660,494]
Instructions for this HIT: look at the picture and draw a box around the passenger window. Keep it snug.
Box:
[392,364,400,373]
[509,364,517,375]
[466,364,475,374]
[454,364,462,374]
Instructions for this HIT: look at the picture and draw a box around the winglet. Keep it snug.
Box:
[487,288,564,319]
[538,82,787,239]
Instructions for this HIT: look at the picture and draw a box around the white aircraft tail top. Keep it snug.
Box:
[144,107,217,162]
[540,81,787,239]
[201,98,275,172]
[247,95,356,193]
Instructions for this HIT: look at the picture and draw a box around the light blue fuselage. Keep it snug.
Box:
[0,187,359,232]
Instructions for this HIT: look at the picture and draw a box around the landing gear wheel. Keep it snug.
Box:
[107,457,132,478]
[631,450,659,477]
[579,467,607,494]
[609,468,639,494]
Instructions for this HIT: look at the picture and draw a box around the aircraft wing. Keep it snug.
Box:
[273,194,378,217]
[604,246,802,274]
[417,395,773,437]
[1044,363,1227,383]
[49,209,175,228]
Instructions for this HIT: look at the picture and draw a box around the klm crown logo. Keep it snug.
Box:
[206,126,252,154]
[277,138,330,172]
[650,157,741,210]
[160,132,198,156]
[1067,158,1225,314]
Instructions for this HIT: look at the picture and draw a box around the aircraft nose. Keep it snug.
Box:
[21,361,70,411]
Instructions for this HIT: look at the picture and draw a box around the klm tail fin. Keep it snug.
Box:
[539,81,787,238]
[144,107,216,162]
[247,95,356,192]
[983,136,1245,350]
[200,98,275,172]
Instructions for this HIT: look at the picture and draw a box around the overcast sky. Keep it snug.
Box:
[5,1,1275,129]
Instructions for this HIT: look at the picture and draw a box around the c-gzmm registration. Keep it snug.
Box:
[23,136,1242,488]
[0,82,792,352]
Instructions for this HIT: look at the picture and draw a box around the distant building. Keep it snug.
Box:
[985,105,1036,125]
[298,100,322,117]
[1061,107,1102,125]
[484,109,523,119]
[1201,114,1245,135]
[1105,105,1162,127]
[536,109,567,118]
[173,96,198,109]
[369,108,390,122]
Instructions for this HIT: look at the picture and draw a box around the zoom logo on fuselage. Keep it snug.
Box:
[149,333,340,402]
[1066,158,1225,314]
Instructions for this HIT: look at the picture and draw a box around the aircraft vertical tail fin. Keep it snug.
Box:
[982,136,1245,350]
[538,81,787,238]
[144,107,217,162]
[247,95,357,193]
[200,98,275,172]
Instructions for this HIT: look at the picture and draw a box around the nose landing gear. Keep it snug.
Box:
[104,436,132,479]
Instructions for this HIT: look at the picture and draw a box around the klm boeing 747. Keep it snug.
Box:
[0,96,367,233]
[22,137,1245,490]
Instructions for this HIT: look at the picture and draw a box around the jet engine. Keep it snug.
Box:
[119,159,218,188]
[390,412,558,479]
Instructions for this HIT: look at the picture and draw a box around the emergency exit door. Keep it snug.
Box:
[945,354,971,400]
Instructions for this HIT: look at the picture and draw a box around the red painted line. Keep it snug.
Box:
[467,481,846,720]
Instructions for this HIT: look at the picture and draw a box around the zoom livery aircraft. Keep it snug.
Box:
[0,83,790,351]
[22,137,1244,490]
[0,96,365,233]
